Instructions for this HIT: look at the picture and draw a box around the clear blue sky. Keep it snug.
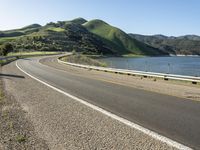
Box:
[0,0,199,36]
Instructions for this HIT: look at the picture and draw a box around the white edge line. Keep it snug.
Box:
[16,60,192,150]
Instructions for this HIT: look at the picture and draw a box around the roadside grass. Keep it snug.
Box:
[122,54,145,58]
[46,27,65,32]
[0,37,18,44]
[61,54,107,67]
[15,135,26,143]
[7,51,61,56]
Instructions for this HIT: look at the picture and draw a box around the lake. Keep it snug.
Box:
[100,56,200,77]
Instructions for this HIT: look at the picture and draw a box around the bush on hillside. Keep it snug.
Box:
[0,43,13,56]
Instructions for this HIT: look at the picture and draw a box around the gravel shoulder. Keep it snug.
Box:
[0,60,178,149]
[41,56,200,101]
[0,68,48,150]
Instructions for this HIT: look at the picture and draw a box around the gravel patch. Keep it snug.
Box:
[0,77,49,150]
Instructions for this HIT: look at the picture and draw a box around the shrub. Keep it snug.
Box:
[0,43,13,56]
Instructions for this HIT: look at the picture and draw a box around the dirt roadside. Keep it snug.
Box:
[0,69,49,150]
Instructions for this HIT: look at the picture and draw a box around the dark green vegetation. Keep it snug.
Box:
[130,34,200,55]
[0,43,13,56]
[1,17,199,56]
[0,18,112,55]
[0,18,167,56]
[60,54,107,67]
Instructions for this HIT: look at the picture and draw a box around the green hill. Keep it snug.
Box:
[0,18,168,56]
[84,19,167,55]
[69,18,87,25]
[0,24,41,38]
[0,20,113,54]
[20,24,41,30]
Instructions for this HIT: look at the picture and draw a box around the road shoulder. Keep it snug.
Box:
[0,75,48,149]
[1,60,178,149]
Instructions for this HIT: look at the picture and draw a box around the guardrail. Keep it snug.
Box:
[0,56,18,60]
[0,52,65,66]
[58,57,200,84]
[0,56,18,66]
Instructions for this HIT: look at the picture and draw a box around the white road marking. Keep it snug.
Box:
[16,60,192,150]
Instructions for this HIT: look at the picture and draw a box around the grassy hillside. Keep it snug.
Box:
[0,24,41,38]
[1,18,199,56]
[0,18,169,56]
[84,19,167,56]
[0,20,114,55]
[69,18,87,25]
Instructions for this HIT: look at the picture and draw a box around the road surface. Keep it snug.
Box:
[11,56,200,149]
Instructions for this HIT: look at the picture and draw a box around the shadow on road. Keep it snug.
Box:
[0,73,25,79]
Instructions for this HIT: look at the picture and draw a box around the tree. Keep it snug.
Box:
[0,43,13,56]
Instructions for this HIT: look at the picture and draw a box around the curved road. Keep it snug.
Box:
[16,56,200,149]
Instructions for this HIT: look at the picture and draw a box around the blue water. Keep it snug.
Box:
[100,56,200,77]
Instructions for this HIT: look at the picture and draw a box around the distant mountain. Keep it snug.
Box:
[84,19,167,55]
[0,24,41,37]
[69,18,87,25]
[176,35,200,41]
[129,34,200,55]
[21,24,42,30]
[0,18,167,56]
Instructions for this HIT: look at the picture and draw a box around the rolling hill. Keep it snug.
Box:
[0,24,41,38]
[0,18,114,55]
[0,18,167,56]
[84,19,167,55]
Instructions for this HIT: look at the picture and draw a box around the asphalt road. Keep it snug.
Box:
[17,56,200,149]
